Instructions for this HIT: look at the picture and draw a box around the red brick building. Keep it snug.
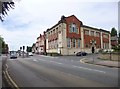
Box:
[35,32,46,54]
[38,15,111,55]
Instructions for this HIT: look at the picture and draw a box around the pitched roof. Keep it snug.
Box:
[46,15,67,32]
[46,15,109,34]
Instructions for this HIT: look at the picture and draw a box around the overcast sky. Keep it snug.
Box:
[0,0,119,51]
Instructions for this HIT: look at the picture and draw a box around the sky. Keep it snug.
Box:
[0,0,119,51]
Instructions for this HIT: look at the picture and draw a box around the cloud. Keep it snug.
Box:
[0,24,46,50]
[0,0,118,50]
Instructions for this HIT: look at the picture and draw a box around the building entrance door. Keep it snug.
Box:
[92,47,95,53]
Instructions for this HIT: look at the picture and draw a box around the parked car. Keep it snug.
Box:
[76,52,87,56]
[10,51,17,59]
[28,52,33,56]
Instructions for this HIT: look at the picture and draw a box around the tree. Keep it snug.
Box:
[0,36,9,54]
[0,36,4,55]
[20,47,22,50]
[118,31,120,44]
[2,41,5,53]
[26,46,32,52]
[0,1,15,21]
[32,43,35,48]
[32,43,36,53]
[111,28,117,36]
[5,44,9,54]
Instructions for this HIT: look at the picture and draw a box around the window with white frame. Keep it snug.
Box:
[78,39,80,47]
[73,39,76,47]
[96,32,100,37]
[103,34,108,39]
[55,40,58,48]
[85,30,89,35]
[90,31,94,36]
[67,38,70,48]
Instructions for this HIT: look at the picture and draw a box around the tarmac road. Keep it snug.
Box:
[3,54,119,87]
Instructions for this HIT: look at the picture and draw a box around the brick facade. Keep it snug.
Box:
[36,15,111,55]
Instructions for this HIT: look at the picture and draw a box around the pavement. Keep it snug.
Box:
[81,57,120,68]
[43,53,120,68]
[0,56,2,88]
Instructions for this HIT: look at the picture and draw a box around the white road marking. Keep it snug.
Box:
[50,61,63,65]
[38,59,48,62]
[35,58,105,73]
[72,65,106,73]
[39,55,58,59]
[33,59,38,62]
[37,58,63,65]
[37,58,63,64]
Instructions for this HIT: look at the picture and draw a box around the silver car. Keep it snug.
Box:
[10,51,17,59]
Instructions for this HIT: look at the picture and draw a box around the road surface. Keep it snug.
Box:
[3,54,119,87]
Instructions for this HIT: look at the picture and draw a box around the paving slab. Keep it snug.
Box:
[96,61,120,68]
[83,58,120,68]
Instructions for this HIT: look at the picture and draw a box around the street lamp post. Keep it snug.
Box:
[90,39,96,63]
[110,51,111,61]
[117,44,120,61]
[23,46,25,58]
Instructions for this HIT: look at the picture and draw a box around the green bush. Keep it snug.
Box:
[112,46,120,52]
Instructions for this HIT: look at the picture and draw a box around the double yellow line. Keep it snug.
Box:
[3,64,20,89]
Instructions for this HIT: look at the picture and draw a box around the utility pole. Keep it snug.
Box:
[23,46,25,58]
[90,39,96,63]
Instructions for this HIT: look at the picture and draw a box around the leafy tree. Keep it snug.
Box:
[0,36,3,54]
[111,28,117,36]
[0,36,9,54]
[118,31,120,44]
[20,47,22,50]
[0,0,15,21]
[26,46,32,52]
[32,43,35,48]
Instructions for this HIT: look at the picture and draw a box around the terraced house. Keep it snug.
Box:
[37,15,111,55]
[36,32,46,54]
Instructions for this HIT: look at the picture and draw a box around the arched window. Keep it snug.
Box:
[69,23,78,34]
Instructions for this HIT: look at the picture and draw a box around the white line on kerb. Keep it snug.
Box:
[5,64,20,89]
[72,65,106,73]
